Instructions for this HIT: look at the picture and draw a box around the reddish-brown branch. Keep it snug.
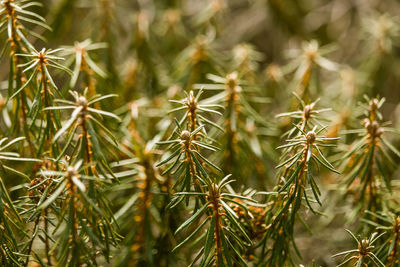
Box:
[208,185,222,266]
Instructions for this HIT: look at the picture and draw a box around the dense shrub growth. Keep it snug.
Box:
[1,0,400,266]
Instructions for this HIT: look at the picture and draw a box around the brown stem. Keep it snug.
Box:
[366,139,377,213]
[6,1,35,155]
[211,196,222,265]
[185,149,196,176]
[184,148,200,188]
[185,97,207,170]
[79,112,94,176]
[132,155,154,263]
[225,82,238,175]
[188,105,197,133]
[38,61,58,156]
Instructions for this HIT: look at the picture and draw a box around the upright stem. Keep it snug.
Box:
[225,75,239,175]
[210,193,222,265]
[363,101,380,213]
[366,142,376,212]
[38,61,57,157]
[182,137,206,199]
[81,119,92,172]
[184,149,199,188]
[6,1,35,155]
[187,98,197,133]
[132,154,154,263]
[78,106,94,176]
[186,95,206,170]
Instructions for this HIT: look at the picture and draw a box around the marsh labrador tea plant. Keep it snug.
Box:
[0,0,400,266]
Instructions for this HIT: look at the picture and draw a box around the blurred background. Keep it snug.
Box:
[1,0,400,266]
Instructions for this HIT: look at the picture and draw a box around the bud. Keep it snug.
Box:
[363,118,371,129]
[180,130,191,142]
[369,98,379,111]
[187,91,198,111]
[77,96,88,108]
[306,131,316,144]
[303,105,312,119]
[226,72,238,89]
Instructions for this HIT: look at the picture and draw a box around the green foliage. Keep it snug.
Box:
[0,1,399,267]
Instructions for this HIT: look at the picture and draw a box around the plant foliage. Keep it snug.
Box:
[0,0,399,266]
